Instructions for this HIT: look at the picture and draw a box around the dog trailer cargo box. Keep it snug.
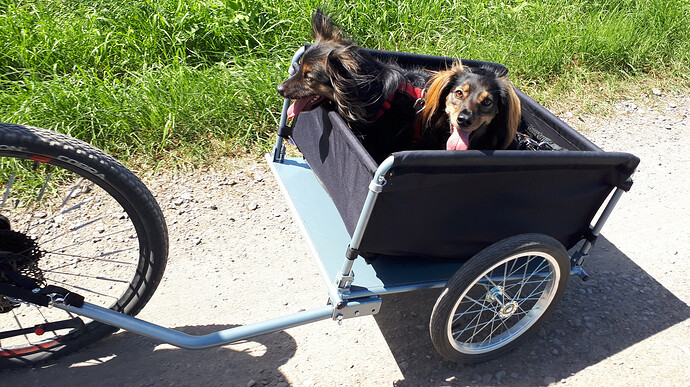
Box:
[285,48,638,262]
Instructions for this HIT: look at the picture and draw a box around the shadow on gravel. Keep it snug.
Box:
[374,236,690,386]
[2,324,296,386]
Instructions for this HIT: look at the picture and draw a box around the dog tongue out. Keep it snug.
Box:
[287,96,325,119]
[446,125,471,150]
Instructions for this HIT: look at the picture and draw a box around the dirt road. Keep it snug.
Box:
[3,92,689,386]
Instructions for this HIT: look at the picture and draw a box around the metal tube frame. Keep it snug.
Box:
[272,46,306,163]
[336,157,395,290]
[55,302,333,349]
[570,180,632,280]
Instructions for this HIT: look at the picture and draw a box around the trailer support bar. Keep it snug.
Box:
[54,302,333,350]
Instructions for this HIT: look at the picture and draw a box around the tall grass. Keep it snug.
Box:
[1,0,688,162]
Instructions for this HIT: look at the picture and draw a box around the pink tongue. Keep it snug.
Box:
[287,96,324,119]
[446,126,471,150]
[287,98,309,119]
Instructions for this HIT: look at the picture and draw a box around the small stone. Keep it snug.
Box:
[247,380,256,387]
[652,88,662,96]
[482,373,493,384]
[496,370,507,383]
[399,361,409,370]
[552,348,559,355]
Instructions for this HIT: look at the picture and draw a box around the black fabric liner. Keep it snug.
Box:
[288,50,640,262]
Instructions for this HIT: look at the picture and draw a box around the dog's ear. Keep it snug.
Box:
[422,63,464,130]
[497,77,521,149]
[325,47,369,122]
[312,9,351,45]
[450,60,467,75]
[326,46,360,75]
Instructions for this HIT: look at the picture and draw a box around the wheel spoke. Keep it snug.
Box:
[2,173,15,208]
[37,226,132,249]
[35,171,51,203]
[41,269,131,284]
[479,316,512,347]
[454,304,497,341]
[42,248,137,266]
[59,178,85,208]
[515,257,549,300]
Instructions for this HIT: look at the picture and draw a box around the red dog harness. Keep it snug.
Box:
[374,82,426,142]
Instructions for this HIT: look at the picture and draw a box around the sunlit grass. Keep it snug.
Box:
[1,0,688,164]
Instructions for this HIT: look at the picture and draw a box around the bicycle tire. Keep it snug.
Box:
[429,233,569,363]
[0,123,168,368]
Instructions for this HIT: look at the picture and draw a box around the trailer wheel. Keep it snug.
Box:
[430,234,570,363]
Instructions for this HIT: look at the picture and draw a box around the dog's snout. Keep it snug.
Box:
[276,82,285,96]
[457,110,474,127]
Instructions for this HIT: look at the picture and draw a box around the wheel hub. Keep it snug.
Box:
[486,286,519,319]
[498,301,519,318]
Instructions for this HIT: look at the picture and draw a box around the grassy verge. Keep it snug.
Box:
[1,0,688,165]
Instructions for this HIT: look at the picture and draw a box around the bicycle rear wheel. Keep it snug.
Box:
[0,123,168,368]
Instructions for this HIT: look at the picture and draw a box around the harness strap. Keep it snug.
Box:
[374,83,426,142]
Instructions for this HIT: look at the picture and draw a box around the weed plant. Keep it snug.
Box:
[0,0,688,163]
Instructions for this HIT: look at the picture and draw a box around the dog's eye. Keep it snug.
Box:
[304,72,313,83]
[481,98,493,106]
[454,90,464,99]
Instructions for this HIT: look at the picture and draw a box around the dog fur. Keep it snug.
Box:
[277,9,431,163]
[421,61,521,151]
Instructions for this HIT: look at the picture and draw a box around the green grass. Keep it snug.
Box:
[1,0,689,164]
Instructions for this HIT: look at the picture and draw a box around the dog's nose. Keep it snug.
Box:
[457,110,474,127]
[276,83,285,96]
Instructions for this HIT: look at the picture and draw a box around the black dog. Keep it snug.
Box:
[277,9,431,163]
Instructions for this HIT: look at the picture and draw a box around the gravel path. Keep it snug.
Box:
[4,91,689,386]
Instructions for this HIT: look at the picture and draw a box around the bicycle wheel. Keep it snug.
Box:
[430,234,569,363]
[0,123,168,368]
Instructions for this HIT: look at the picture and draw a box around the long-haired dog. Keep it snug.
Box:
[277,9,430,163]
[421,61,521,151]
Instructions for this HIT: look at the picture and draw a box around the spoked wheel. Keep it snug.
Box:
[430,234,570,363]
[0,123,168,368]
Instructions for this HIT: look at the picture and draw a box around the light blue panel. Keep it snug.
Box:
[266,155,464,299]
